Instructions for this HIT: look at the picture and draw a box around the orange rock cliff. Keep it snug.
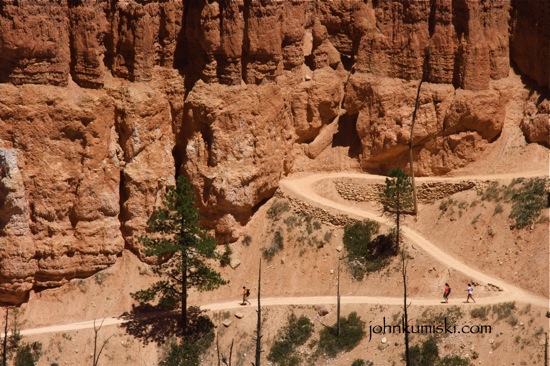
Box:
[0,0,548,303]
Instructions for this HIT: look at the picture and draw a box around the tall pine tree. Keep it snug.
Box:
[132,176,227,334]
[379,167,414,366]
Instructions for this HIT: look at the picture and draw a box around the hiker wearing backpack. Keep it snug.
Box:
[443,283,451,303]
[242,286,251,305]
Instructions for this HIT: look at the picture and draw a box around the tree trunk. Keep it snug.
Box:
[182,257,188,334]
[396,190,400,247]
[2,308,7,366]
[397,190,410,365]
[93,320,98,366]
[92,318,113,366]
[545,332,548,366]
[408,51,429,215]
[229,338,234,366]
[408,85,421,215]
[217,332,221,366]
[337,259,341,336]
[255,259,262,366]
[402,250,410,366]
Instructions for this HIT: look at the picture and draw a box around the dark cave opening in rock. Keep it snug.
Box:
[332,113,362,158]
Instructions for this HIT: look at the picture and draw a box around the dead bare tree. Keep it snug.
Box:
[545,332,548,366]
[2,307,7,366]
[221,339,234,366]
[253,258,262,366]
[229,338,234,366]
[408,50,430,215]
[336,258,341,336]
[217,332,221,366]
[217,332,234,366]
[92,318,113,366]
[401,248,411,366]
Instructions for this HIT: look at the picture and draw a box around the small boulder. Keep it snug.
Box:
[222,320,232,327]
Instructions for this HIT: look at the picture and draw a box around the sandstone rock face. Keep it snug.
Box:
[510,0,550,88]
[0,0,548,303]
[110,79,178,259]
[344,73,507,175]
[68,0,109,88]
[179,66,344,230]
[0,84,122,303]
[110,0,183,82]
[0,0,70,86]
[521,91,550,147]
[181,80,294,226]
[354,0,510,90]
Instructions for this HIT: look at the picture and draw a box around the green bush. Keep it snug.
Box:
[438,355,472,366]
[284,215,300,230]
[313,220,322,230]
[509,178,548,228]
[408,338,472,366]
[263,229,284,261]
[242,235,252,246]
[479,178,548,228]
[343,220,397,279]
[268,314,314,366]
[351,360,373,366]
[420,306,463,329]
[439,198,456,213]
[14,342,42,366]
[268,200,291,220]
[160,308,215,366]
[507,315,518,326]
[343,220,380,259]
[409,337,439,366]
[220,244,232,267]
[305,216,313,234]
[480,182,501,202]
[160,341,202,366]
[492,302,515,320]
[318,312,366,357]
[470,306,490,321]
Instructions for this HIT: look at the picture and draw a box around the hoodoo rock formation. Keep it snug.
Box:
[0,0,548,303]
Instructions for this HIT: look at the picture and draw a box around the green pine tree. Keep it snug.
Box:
[131,176,228,334]
[380,167,414,247]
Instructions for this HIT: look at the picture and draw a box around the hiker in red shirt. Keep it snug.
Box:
[443,283,451,303]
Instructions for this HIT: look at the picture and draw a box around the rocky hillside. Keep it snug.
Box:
[0,0,548,304]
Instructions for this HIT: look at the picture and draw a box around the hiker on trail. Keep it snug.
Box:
[443,283,451,303]
[242,286,251,305]
[466,283,476,303]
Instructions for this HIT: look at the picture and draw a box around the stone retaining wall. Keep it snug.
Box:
[334,179,478,204]
[274,191,357,227]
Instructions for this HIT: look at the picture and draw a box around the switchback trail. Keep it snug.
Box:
[18,171,548,336]
[279,171,549,309]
